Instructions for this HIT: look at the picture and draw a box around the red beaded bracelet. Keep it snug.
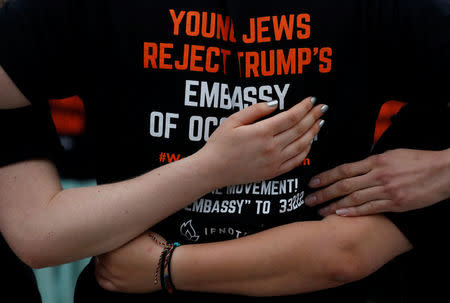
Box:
[149,232,181,294]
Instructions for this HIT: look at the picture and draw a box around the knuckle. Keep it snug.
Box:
[382,182,394,196]
[377,170,392,185]
[367,154,378,165]
[101,279,119,292]
[383,180,396,193]
[286,111,299,125]
[391,199,404,211]
[338,164,351,178]
[384,183,407,208]
[263,141,277,155]
[337,180,351,193]
[374,170,383,183]
[95,271,116,292]
[348,192,361,205]
[327,203,337,213]
[391,189,407,207]
[366,202,378,212]
[373,153,387,166]
[314,190,325,202]
[294,122,305,135]
[225,114,238,125]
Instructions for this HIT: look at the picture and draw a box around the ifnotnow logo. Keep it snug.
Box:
[180,220,200,242]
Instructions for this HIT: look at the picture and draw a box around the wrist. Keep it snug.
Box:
[189,148,226,190]
[169,244,194,292]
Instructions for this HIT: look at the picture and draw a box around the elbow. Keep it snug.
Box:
[322,238,372,286]
[4,228,59,269]
[311,228,372,287]
[23,248,58,269]
[10,239,54,269]
[325,253,368,286]
[18,252,48,269]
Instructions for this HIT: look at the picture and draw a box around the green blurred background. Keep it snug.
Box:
[33,179,95,303]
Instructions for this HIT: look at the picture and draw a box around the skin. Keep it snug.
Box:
[306,148,450,217]
[0,64,324,268]
[95,215,411,296]
[95,149,449,296]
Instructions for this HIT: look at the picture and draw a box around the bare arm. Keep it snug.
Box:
[0,65,325,268]
[96,214,412,296]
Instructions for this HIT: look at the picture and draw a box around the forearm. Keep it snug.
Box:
[171,215,412,296]
[1,69,324,268]
[1,154,216,268]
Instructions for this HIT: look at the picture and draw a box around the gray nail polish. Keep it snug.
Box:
[310,139,314,145]
[321,105,329,113]
[267,100,279,107]
[336,209,350,216]
[319,120,325,128]
[310,97,317,105]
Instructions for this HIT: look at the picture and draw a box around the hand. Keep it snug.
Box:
[198,97,327,188]
[305,149,450,217]
[95,232,166,293]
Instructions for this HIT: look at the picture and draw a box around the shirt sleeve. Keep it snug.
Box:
[0,106,64,168]
[0,0,82,167]
[368,0,449,106]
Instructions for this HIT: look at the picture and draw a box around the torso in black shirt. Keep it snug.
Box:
[0,0,448,302]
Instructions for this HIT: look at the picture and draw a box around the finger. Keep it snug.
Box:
[95,257,118,279]
[305,171,380,207]
[278,144,312,175]
[281,119,322,161]
[227,100,279,127]
[317,186,387,216]
[256,96,317,135]
[334,200,392,217]
[274,104,327,148]
[308,156,374,188]
[95,264,118,292]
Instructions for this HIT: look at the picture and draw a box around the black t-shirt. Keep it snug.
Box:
[368,103,449,303]
[0,0,448,302]
[0,235,42,303]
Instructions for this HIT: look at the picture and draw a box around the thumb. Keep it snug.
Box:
[228,101,279,126]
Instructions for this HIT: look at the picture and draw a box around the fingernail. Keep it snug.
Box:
[267,100,279,107]
[314,135,319,142]
[305,195,317,206]
[321,105,329,113]
[319,206,330,217]
[309,178,320,187]
[319,120,325,128]
[310,97,317,105]
[336,209,350,216]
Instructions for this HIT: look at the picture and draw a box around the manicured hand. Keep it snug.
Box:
[305,149,450,217]
[199,97,328,188]
[95,232,166,293]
